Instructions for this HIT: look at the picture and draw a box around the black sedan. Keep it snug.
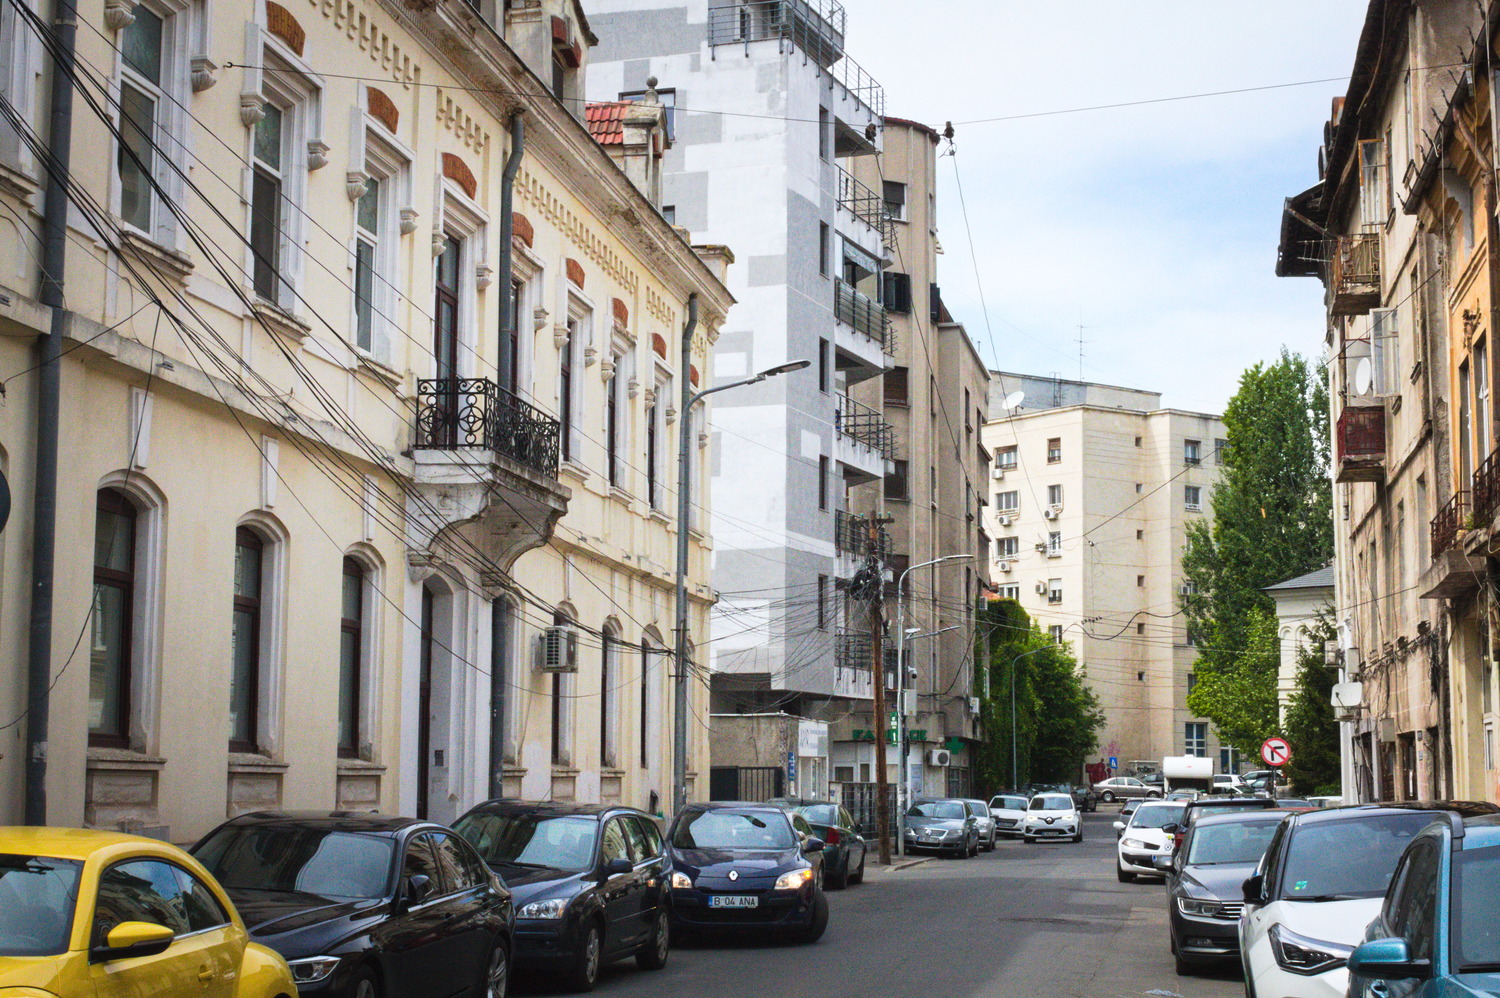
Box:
[664,802,828,942]
[191,810,513,998]
[453,801,669,992]
[767,798,868,887]
[1161,810,1286,975]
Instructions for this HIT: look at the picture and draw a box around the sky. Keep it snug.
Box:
[841,1,1369,413]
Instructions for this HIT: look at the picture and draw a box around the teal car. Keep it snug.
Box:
[1347,812,1500,996]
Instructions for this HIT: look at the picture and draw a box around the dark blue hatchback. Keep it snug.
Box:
[664,802,828,943]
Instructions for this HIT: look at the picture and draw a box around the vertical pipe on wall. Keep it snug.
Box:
[673,294,699,815]
[497,112,524,392]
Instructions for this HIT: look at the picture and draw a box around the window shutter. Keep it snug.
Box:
[929,283,942,322]
[882,272,912,313]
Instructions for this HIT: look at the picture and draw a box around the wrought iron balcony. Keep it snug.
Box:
[1431,491,1468,559]
[706,2,883,117]
[836,165,890,244]
[1474,446,1500,527]
[1334,404,1385,483]
[1330,232,1381,316]
[834,279,889,346]
[834,395,894,460]
[415,378,560,479]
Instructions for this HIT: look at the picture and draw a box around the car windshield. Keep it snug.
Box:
[1452,843,1500,971]
[453,813,599,872]
[0,855,81,957]
[1030,796,1071,812]
[673,810,796,850]
[194,825,394,899]
[795,805,839,826]
[1279,812,1435,900]
[1130,804,1186,829]
[1191,803,1264,820]
[1185,822,1279,865]
[992,796,1027,811]
[908,801,966,820]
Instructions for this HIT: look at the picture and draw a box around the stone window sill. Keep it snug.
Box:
[119,229,194,284]
[227,752,289,774]
[86,747,166,770]
[252,300,312,343]
[336,759,387,774]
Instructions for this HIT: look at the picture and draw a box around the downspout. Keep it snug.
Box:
[27,0,80,825]
[489,111,523,802]
[673,294,698,814]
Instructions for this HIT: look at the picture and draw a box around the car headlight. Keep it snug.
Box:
[670,871,693,889]
[774,868,814,890]
[1122,838,1148,849]
[287,956,342,984]
[518,897,570,920]
[1268,924,1353,976]
[1175,897,1227,918]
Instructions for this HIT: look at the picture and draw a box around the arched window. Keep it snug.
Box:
[230,527,266,752]
[90,488,138,748]
[339,557,366,758]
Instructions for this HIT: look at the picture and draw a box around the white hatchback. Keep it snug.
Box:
[1022,792,1081,843]
[1113,799,1187,881]
[988,793,1029,839]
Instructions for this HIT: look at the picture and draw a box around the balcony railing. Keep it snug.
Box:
[706,2,883,117]
[1330,232,1381,316]
[835,509,891,560]
[1432,491,1468,559]
[836,165,890,243]
[836,630,897,674]
[415,378,560,478]
[1475,447,1500,527]
[835,394,894,459]
[834,278,889,345]
[1334,404,1385,483]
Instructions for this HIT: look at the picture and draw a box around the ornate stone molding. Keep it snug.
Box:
[346,171,369,202]
[103,0,135,31]
[475,264,493,291]
[553,323,569,350]
[533,306,549,332]
[627,376,640,399]
[400,207,419,235]
[190,56,218,92]
[240,94,266,128]
[306,139,330,171]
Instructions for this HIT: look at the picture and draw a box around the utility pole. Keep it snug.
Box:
[865,514,892,865]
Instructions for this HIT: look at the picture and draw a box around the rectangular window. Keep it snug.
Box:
[998,536,1018,557]
[1220,746,1241,775]
[90,490,137,748]
[884,459,909,501]
[1047,531,1062,557]
[818,455,830,510]
[1048,625,1064,644]
[600,636,614,768]
[1477,337,1491,458]
[661,204,676,225]
[1185,485,1203,510]
[1047,579,1062,604]
[881,272,912,313]
[606,367,620,487]
[929,374,938,416]
[996,584,1020,600]
[339,558,365,758]
[551,55,566,100]
[559,317,577,462]
[1137,575,1145,587]
[1184,439,1201,465]
[819,222,829,276]
[1185,722,1207,757]
[818,339,831,393]
[995,490,1019,512]
[996,446,1017,470]
[1187,673,1197,693]
[883,180,906,221]
[884,366,909,406]
[118,7,165,233]
[231,527,265,753]
[552,671,565,764]
[1136,529,1144,540]
[1136,622,1145,635]
[817,575,828,630]
[353,176,380,352]
[1046,438,1061,463]
[964,389,972,434]
[1047,484,1063,507]
[1214,438,1229,464]
[250,102,285,301]
[646,399,659,508]
[818,106,829,160]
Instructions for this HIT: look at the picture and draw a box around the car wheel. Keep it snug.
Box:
[636,911,669,971]
[480,943,509,998]
[827,853,848,890]
[1116,861,1134,883]
[796,890,829,944]
[568,921,602,993]
[815,864,825,890]
[850,850,866,884]
[350,966,381,998]
[1101,791,1115,803]
[985,832,996,852]
[1148,791,1162,799]
[1073,829,1083,843]
[1023,835,1035,843]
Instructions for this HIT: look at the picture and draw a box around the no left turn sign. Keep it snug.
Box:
[1261,736,1292,767]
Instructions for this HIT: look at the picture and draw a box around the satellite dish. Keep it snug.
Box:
[1352,357,1373,396]
[1002,390,1025,411]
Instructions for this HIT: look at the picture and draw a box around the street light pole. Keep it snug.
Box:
[671,334,809,817]
[894,553,969,857]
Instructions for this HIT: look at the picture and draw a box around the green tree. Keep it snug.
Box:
[1282,613,1341,796]
[1183,348,1333,754]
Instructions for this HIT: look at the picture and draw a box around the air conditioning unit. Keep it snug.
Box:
[996,560,1013,573]
[926,748,952,767]
[1178,584,1196,596]
[1042,508,1059,520]
[991,466,1006,480]
[539,626,580,672]
[968,696,981,716]
[1034,581,1048,595]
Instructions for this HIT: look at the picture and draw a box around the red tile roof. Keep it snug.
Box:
[585,102,631,146]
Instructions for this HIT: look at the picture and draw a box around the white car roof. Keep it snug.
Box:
[1034,792,1073,802]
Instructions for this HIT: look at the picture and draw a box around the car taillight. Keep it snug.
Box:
[824,828,841,845]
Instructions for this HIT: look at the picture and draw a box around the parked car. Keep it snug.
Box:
[193,810,514,998]
[962,799,998,851]
[1093,777,1162,803]
[1242,770,1285,794]
[1347,812,1500,997]
[1114,800,1187,881]
[0,826,297,998]
[989,794,1029,839]
[903,799,979,857]
[1306,795,1344,809]
[1141,772,1165,789]
[1239,802,1498,998]
[1162,809,1287,975]
[663,802,828,943]
[1119,799,1142,826]
[1070,785,1099,812]
[1165,790,1201,803]
[1170,796,1279,856]
[1209,774,1248,796]
[452,801,667,992]
[1023,792,1082,844]
[767,798,868,888]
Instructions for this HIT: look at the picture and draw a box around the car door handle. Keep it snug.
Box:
[198,968,215,983]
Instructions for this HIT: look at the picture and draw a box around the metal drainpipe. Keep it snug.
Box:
[26,0,81,825]
[488,111,523,802]
[673,294,698,816]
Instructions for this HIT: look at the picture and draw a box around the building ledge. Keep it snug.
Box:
[86,747,166,770]
[227,753,289,773]
[1419,547,1487,600]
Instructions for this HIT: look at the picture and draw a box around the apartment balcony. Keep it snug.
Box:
[1474,447,1500,527]
[1330,232,1381,316]
[1422,490,1485,599]
[1334,404,1385,483]
[833,661,873,700]
[836,164,889,257]
[834,509,890,577]
[408,378,570,568]
[834,394,893,484]
[833,278,891,385]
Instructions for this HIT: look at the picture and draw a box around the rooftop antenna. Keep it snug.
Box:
[1076,309,1086,382]
[1001,390,1025,414]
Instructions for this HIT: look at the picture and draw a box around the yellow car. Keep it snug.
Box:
[0,826,296,998]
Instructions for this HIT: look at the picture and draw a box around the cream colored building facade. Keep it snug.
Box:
[980,375,1227,773]
[0,0,730,840]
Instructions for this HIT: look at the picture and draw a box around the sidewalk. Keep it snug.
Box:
[859,854,932,879]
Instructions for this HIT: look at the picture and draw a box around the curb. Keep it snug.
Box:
[866,856,932,874]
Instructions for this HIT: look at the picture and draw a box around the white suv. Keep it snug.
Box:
[1240,805,1478,998]
[1022,793,1081,843]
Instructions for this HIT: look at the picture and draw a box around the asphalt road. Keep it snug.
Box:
[516,810,1246,998]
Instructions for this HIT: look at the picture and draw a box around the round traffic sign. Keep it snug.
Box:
[1261,736,1291,767]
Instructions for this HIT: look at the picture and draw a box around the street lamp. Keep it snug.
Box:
[893,553,970,856]
[673,354,811,816]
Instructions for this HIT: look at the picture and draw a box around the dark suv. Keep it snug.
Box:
[453,800,669,992]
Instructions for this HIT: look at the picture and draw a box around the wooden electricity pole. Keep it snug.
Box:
[867,515,892,865]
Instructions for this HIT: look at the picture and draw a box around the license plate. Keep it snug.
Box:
[709,895,758,909]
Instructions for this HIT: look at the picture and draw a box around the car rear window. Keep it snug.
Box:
[909,801,966,820]
[992,796,1026,811]
[1279,812,1436,900]
[796,804,838,826]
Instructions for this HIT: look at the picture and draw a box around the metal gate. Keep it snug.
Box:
[709,766,785,802]
[840,782,898,839]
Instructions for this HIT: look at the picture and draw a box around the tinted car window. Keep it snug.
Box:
[196,825,395,899]
[620,816,650,863]
[430,832,479,892]
[1451,843,1500,971]
[634,816,663,856]
[1185,822,1279,865]
[455,812,599,873]
[1387,839,1439,963]
[790,813,814,838]
[174,866,229,931]
[798,805,839,825]
[1029,796,1072,812]
[95,859,192,938]
[909,801,966,819]
[1279,812,1435,899]
[0,855,81,957]
[673,810,796,850]
[404,833,445,895]
[600,819,631,866]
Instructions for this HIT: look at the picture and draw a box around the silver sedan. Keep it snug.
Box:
[1091,776,1163,803]
[962,799,998,851]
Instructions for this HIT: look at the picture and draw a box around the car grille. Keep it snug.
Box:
[998,819,1018,827]
[1213,902,1243,920]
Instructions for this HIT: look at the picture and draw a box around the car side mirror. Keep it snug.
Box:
[603,857,633,877]
[405,873,434,906]
[1347,938,1431,981]
[804,837,825,853]
[91,921,175,963]
[1241,874,1264,905]
[1111,821,1125,831]
[1162,824,1180,835]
